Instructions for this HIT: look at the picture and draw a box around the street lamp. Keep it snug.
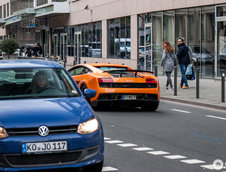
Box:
[84,5,93,22]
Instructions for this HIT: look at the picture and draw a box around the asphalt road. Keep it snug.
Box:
[95,100,226,172]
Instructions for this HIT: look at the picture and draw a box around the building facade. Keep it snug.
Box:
[0,0,226,78]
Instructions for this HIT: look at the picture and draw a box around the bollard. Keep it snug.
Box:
[196,68,199,99]
[174,66,177,96]
[64,56,67,68]
[222,69,225,103]
[154,66,158,77]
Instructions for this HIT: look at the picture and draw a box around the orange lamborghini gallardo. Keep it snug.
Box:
[68,63,160,111]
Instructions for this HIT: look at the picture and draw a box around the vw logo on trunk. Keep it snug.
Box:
[38,126,49,137]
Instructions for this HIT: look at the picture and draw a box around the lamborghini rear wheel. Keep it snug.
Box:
[142,101,159,111]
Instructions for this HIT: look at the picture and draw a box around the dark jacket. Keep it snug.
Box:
[176,43,190,65]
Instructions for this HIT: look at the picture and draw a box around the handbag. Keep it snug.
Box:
[186,64,195,80]
[169,53,177,66]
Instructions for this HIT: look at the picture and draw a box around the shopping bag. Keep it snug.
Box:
[186,64,195,80]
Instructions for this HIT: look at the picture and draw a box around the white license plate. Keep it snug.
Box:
[123,95,136,100]
[22,141,67,154]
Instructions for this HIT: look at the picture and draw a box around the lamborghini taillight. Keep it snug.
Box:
[98,78,113,83]
[146,79,157,84]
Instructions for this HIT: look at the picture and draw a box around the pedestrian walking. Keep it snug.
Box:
[161,41,177,90]
[37,42,43,56]
[176,38,190,89]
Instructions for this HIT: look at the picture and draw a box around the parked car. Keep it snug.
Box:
[0,59,104,171]
[68,63,160,111]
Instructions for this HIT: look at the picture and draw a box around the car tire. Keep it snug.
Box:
[142,101,159,112]
[83,160,103,172]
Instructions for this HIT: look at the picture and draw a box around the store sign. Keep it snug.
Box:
[21,18,35,28]
[20,18,47,29]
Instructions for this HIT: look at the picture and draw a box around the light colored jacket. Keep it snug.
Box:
[161,51,177,72]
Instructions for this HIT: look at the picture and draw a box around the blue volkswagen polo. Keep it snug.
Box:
[0,60,104,171]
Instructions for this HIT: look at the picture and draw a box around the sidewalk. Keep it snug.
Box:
[158,75,226,111]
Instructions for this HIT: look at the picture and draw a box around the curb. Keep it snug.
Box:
[160,96,226,111]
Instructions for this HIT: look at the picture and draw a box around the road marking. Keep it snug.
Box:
[133,147,154,151]
[147,151,170,155]
[117,143,137,147]
[200,164,215,170]
[181,159,205,164]
[102,167,118,171]
[164,155,187,160]
[171,109,191,114]
[105,137,209,170]
[192,132,221,142]
[206,115,226,121]
[105,140,124,144]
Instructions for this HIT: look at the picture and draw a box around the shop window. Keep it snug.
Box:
[201,7,214,78]
[175,9,187,47]
[80,22,102,58]
[163,11,175,46]
[152,12,163,73]
[107,16,131,59]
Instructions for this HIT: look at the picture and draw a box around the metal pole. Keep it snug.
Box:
[174,66,177,96]
[154,65,158,77]
[222,69,225,103]
[64,56,67,68]
[196,68,199,99]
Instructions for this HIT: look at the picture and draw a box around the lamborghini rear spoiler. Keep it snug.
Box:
[104,70,154,78]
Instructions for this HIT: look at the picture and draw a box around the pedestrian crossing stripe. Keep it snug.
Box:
[181,159,205,164]
[102,166,118,171]
[105,140,124,144]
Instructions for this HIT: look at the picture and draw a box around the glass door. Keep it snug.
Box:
[216,20,226,76]
[74,32,82,64]
[53,34,58,57]
[144,23,152,71]
[60,33,67,65]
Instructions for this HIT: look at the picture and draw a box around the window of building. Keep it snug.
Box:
[138,5,215,78]
[74,22,102,58]
[217,5,226,17]
[7,3,9,17]
[52,0,67,2]
[152,12,163,73]
[108,16,131,59]
[163,11,175,46]
[0,6,2,19]
[54,22,102,58]
[175,9,187,46]
[3,4,6,18]
[10,0,33,15]
[37,0,48,6]
[201,7,215,77]
[67,27,75,57]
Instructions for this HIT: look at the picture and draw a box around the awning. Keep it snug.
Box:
[35,2,70,18]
